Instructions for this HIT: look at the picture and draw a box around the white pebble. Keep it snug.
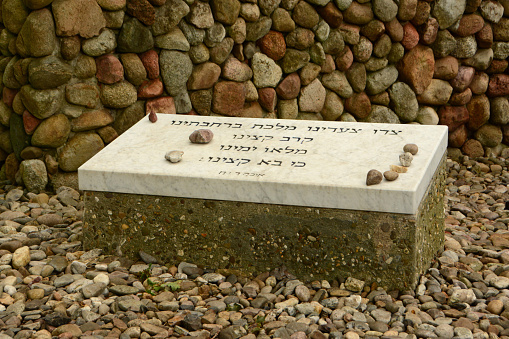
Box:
[165,150,184,163]
[399,152,413,167]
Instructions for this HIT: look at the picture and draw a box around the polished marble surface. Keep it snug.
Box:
[79,114,447,214]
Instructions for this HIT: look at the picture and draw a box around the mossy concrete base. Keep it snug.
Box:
[83,155,446,290]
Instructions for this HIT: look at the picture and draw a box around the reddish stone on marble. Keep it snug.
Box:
[449,88,473,106]
[258,88,277,112]
[140,50,160,79]
[138,79,164,99]
[438,105,469,131]
[398,44,435,95]
[316,2,343,28]
[257,31,286,61]
[345,92,371,119]
[96,54,124,84]
[212,81,246,116]
[276,73,301,99]
[401,22,419,50]
[448,124,468,148]
[476,23,493,49]
[146,97,176,115]
[335,47,354,71]
[450,66,475,92]
[418,18,439,45]
[23,110,41,135]
[127,0,155,26]
[3,88,18,107]
[462,139,484,158]
[467,94,490,130]
[434,56,459,80]
[487,74,509,97]
[456,14,484,37]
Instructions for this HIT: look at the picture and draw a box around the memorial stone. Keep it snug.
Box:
[79,114,448,289]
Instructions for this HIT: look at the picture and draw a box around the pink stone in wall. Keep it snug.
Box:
[316,2,343,28]
[276,73,301,99]
[212,81,246,116]
[438,106,469,132]
[2,88,18,107]
[401,22,419,50]
[450,66,475,92]
[418,18,439,45]
[138,79,164,99]
[140,50,160,79]
[449,88,473,106]
[258,88,277,112]
[335,47,354,71]
[448,124,468,148]
[96,54,124,84]
[257,31,286,61]
[487,74,509,97]
[127,0,156,26]
[23,111,41,135]
[455,14,484,37]
[398,44,434,95]
[146,97,176,115]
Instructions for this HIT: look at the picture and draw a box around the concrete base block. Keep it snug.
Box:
[83,155,445,290]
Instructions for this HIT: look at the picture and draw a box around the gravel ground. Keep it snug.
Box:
[1,154,509,339]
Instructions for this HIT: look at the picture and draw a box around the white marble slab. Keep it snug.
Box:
[78,114,448,214]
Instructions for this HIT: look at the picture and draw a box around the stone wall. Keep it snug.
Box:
[0,0,508,191]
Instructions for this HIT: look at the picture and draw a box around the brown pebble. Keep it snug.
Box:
[189,129,214,144]
[390,165,408,173]
[149,111,157,123]
[366,169,383,186]
[384,170,399,181]
[403,143,418,155]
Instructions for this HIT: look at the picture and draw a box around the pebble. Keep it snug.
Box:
[189,129,214,144]
[383,170,399,181]
[390,165,408,173]
[403,143,418,155]
[2,155,509,338]
[165,150,184,163]
[148,111,157,123]
[399,152,413,166]
[366,169,383,185]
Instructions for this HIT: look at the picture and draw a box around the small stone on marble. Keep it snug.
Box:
[399,152,413,167]
[165,151,184,163]
[403,143,418,155]
[149,112,157,123]
[390,165,408,173]
[366,169,383,186]
[189,129,214,144]
[384,170,399,181]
